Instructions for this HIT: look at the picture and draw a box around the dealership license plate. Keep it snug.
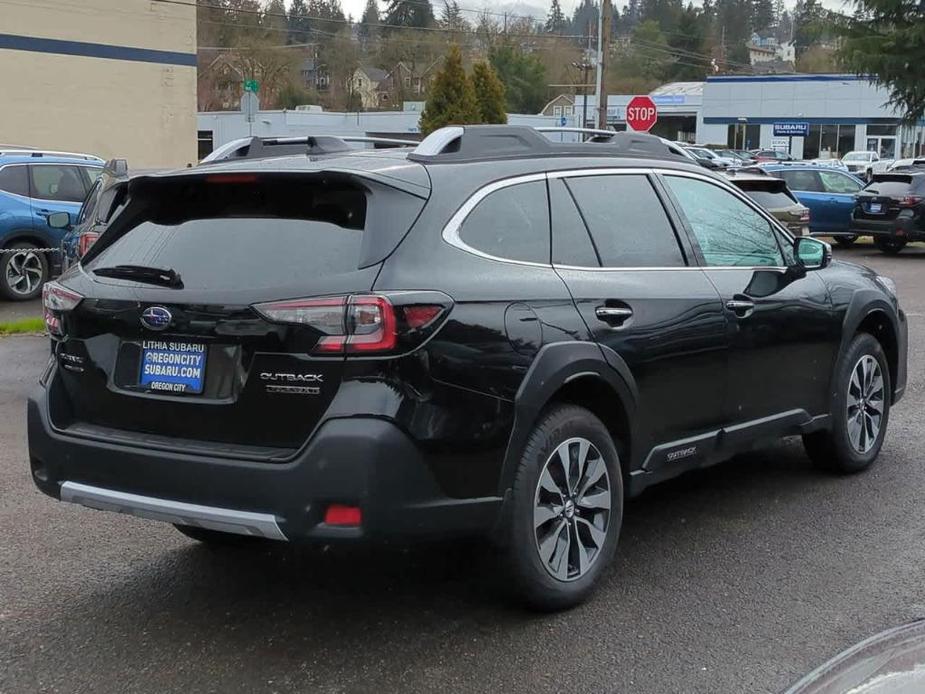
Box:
[139,340,207,394]
[869,202,882,213]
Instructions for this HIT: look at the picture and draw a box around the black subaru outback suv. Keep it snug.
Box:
[29,126,907,610]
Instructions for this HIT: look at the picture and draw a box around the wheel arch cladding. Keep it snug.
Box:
[856,308,899,397]
[840,292,900,399]
[498,341,637,496]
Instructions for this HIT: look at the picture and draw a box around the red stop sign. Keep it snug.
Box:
[626,95,658,132]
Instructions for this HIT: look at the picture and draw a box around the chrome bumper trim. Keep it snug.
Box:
[59,481,287,541]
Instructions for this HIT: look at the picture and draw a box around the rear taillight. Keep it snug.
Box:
[254,294,447,355]
[900,195,922,207]
[800,208,810,222]
[42,281,83,336]
[76,232,100,257]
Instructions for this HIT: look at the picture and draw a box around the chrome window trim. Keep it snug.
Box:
[441,165,797,269]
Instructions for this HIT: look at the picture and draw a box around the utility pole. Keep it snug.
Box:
[596,0,612,130]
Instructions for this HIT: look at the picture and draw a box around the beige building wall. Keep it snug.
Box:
[0,0,197,168]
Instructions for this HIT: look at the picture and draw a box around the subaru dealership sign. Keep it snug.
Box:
[773,122,810,137]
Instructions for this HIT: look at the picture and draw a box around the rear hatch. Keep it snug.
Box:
[855,174,924,220]
[46,168,429,457]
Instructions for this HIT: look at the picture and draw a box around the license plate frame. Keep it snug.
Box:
[138,340,207,394]
[869,202,883,214]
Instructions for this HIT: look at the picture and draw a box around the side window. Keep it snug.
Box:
[819,170,862,194]
[81,166,103,187]
[780,170,823,192]
[457,180,549,264]
[549,178,599,267]
[76,179,102,225]
[30,165,88,202]
[0,165,29,197]
[564,174,686,267]
[664,175,784,268]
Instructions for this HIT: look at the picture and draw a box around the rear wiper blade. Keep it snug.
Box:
[92,264,184,289]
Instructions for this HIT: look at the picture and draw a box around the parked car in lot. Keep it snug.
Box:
[762,164,865,246]
[842,150,892,180]
[0,150,103,299]
[888,157,925,171]
[752,149,794,163]
[851,171,925,254]
[724,169,811,236]
[684,146,732,169]
[30,126,907,611]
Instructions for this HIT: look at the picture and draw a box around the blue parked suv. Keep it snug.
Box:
[761,164,865,247]
[0,150,103,300]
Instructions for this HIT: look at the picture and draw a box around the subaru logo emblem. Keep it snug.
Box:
[140,306,172,331]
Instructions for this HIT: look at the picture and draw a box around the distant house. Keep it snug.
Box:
[350,66,390,110]
[540,94,575,118]
[384,60,439,100]
[299,57,330,92]
[199,52,246,111]
[747,34,795,67]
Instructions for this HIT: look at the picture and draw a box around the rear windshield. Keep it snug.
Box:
[734,180,796,208]
[864,176,923,196]
[84,173,425,283]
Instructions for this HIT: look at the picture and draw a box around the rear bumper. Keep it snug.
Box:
[28,385,503,542]
[851,215,925,240]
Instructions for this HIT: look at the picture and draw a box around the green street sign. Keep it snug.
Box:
[244,79,259,93]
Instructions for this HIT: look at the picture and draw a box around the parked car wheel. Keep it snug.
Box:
[0,242,48,301]
[875,237,907,255]
[173,524,272,547]
[834,235,858,248]
[803,333,890,474]
[499,404,623,611]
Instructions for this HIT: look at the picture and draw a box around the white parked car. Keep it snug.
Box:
[841,151,893,180]
[888,157,925,171]
[685,146,736,168]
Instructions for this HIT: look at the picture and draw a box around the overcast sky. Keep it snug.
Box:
[287,0,854,25]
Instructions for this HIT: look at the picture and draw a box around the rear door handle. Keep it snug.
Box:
[726,299,755,317]
[595,306,633,327]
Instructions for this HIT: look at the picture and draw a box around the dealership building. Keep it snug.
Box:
[1,0,197,167]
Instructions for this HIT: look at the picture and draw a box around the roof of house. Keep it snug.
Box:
[359,66,389,83]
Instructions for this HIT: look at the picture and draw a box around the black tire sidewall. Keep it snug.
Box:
[875,237,906,255]
[503,405,623,610]
[834,236,857,248]
[827,333,891,471]
[0,242,49,301]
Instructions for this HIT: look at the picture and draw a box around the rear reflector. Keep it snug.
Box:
[324,504,362,526]
[402,305,443,329]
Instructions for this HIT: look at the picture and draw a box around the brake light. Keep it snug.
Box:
[42,281,83,336]
[800,208,810,222]
[77,232,100,257]
[900,195,922,207]
[204,174,258,184]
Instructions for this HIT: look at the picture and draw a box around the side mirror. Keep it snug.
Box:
[47,211,71,229]
[794,236,832,270]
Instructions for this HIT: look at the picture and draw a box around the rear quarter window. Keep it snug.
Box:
[456,180,550,264]
[0,165,28,197]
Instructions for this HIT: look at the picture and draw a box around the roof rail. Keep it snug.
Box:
[0,149,104,162]
[535,126,620,142]
[408,125,690,164]
[199,134,417,165]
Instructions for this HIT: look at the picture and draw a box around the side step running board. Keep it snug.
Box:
[59,481,287,541]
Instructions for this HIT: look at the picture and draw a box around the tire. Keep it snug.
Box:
[834,235,858,248]
[499,404,623,611]
[173,524,270,547]
[875,237,906,255]
[803,333,891,474]
[0,242,49,300]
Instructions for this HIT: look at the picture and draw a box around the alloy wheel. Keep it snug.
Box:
[533,437,611,582]
[5,250,44,297]
[846,354,884,454]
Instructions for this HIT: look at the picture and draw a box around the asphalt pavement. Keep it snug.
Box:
[2,245,925,693]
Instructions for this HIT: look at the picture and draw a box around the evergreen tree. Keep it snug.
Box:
[263,0,288,37]
[441,0,467,29]
[750,0,775,34]
[669,5,707,79]
[792,0,823,56]
[545,0,568,34]
[621,0,641,33]
[419,45,480,134]
[471,61,507,124]
[288,0,311,43]
[772,0,784,26]
[489,42,548,114]
[839,0,925,122]
[570,0,599,36]
[385,0,435,28]
[358,0,380,40]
